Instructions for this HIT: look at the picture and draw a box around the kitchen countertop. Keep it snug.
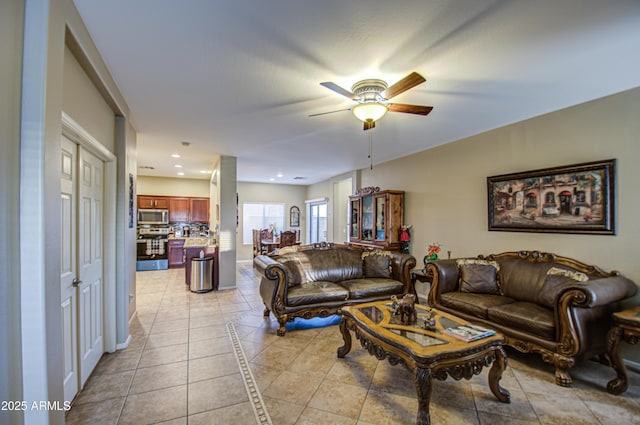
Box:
[182,237,217,248]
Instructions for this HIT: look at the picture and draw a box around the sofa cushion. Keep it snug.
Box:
[287,281,349,307]
[457,260,500,294]
[339,278,404,299]
[363,254,392,278]
[498,258,553,303]
[487,301,555,340]
[440,292,515,320]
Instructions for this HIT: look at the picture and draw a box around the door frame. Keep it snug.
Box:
[62,112,117,354]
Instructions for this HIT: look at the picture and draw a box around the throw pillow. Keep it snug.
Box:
[280,258,307,287]
[537,267,589,308]
[363,253,392,278]
[546,267,589,282]
[456,259,501,294]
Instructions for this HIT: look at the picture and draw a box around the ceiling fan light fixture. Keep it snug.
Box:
[352,102,388,123]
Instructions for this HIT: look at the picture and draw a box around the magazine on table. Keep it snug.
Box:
[445,323,496,342]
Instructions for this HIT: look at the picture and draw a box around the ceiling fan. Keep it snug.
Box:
[311,72,433,130]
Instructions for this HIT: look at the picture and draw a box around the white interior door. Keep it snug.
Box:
[78,146,105,386]
[60,137,106,402]
[60,135,79,403]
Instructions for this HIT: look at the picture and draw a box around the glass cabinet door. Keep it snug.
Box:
[361,195,373,241]
[375,195,386,240]
[350,199,360,239]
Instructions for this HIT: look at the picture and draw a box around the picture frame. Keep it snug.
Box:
[487,159,616,235]
[128,173,135,228]
[290,206,300,227]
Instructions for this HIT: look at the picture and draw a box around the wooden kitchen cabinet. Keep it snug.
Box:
[167,239,185,268]
[169,197,190,222]
[138,195,170,209]
[348,188,404,251]
[139,195,210,223]
[189,198,209,222]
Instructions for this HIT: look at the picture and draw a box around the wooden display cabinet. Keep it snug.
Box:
[348,188,404,251]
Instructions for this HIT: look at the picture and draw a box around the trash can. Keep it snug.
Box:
[190,257,214,293]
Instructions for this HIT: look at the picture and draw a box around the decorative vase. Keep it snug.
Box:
[424,253,438,263]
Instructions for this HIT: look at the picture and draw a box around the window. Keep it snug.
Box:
[308,200,327,244]
[242,202,285,244]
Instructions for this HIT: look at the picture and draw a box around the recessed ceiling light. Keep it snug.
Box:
[171,154,180,158]
[174,164,183,168]
[277,173,283,178]
[200,170,208,174]
[177,172,184,176]
[269,178,275,182]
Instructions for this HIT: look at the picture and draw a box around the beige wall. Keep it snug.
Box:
[137,175,211,198]
[237,182,307,261]
[357,87,640,289]
[63,46,115,153]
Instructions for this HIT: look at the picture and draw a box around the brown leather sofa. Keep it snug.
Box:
[254,244,416,336]
[427,250,637,386]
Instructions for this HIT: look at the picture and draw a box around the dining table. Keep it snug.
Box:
[261,239,281,253]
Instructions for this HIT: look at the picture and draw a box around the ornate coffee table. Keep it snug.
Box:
[338,300,510,425]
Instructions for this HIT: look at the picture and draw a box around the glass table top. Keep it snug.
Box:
[358,303,454,348]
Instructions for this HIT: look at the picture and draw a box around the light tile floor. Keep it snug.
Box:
[65,263,640,424]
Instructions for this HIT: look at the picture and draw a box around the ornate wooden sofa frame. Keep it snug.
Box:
[254,244,416,336]
[427,250,637,386]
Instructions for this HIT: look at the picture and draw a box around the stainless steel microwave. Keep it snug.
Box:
[137,209,169,225]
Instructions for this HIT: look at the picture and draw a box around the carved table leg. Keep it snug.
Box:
[337,316,352,358]
[415,367,433,425]
[606,325,628,395]
[488,346,511,403]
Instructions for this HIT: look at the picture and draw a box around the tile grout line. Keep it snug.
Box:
[227,322,273,425]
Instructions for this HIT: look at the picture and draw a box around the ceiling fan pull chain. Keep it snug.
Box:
[368,130,373,170]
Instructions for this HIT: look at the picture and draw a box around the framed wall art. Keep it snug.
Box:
[290,206,300,227]
[487,159,616,235]
[128,173,135,228]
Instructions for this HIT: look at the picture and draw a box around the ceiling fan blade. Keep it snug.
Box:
[381,72,426,100]
[388,103,433,115]
[320,82,359,100]
[363,120,376,131]
[308,108,351,117]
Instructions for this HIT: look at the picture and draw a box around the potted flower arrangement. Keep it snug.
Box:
[424,242,441,264]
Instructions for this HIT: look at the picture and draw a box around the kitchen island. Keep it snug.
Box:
[181,237,218,290]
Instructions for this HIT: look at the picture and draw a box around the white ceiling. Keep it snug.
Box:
[73,0,640,185]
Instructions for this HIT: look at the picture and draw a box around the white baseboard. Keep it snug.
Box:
[625,359,640,373]
[114,312,137,350]
[116,334,132,350]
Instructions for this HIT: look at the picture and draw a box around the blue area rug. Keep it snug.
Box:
[285,315,341,331]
